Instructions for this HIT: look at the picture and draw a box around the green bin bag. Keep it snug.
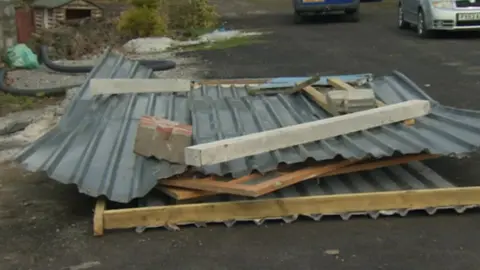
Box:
[4,44,39,69]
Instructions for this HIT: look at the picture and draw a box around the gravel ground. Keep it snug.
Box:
[7,68,87,89]
[3,1,480,270]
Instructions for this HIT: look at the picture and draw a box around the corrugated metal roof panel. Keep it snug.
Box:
[136,161,473,232]
[16,51,190,202]
[187,73,480,177]
[14,52,480,203]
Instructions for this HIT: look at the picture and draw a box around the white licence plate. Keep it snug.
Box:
[457,13,480,21]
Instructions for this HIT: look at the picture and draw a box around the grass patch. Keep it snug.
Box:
[176,35,265,52]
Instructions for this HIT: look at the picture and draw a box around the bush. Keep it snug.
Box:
[168,0,219,34]
[116,0,219,39]
[117,0,168,38]
[130,0,161,9]
[33,18,126,60]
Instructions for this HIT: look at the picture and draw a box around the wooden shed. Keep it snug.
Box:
[31,0,103,30]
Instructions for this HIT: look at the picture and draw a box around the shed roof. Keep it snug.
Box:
[31,0,100,9]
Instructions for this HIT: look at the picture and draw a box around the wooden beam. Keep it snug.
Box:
[302,86,334,114]
[197,78,270,85]
[327,77,356,91]
[185,100,431,166]
[156,186,217,201]
[102,186,480,230]
[247,75,320,95]
[161,154,438,198]
[93,197,106,236]
[164,160,357,197]
[90,79,192,95]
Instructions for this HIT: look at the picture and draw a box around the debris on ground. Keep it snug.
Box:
[11,50,480,236]
[123,29,264,53]
[324,249,340,256]
[123,37,175,54]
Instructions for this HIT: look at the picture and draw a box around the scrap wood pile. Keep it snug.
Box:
[14,51,480,235]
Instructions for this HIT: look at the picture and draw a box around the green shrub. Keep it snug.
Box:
[130,0,161,9]
[116,0,219,39]
[168,0,219,35]
[117,6,168,38]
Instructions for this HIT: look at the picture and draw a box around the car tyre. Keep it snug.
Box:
[417,9,432,38]
[345,8,360,22]
[398,3,410,29]
[294,11,304,24]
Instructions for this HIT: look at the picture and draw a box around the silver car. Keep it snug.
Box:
[398,0,480,37]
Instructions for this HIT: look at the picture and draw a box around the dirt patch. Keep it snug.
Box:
[0,94,62,117]
[0,162,96,270]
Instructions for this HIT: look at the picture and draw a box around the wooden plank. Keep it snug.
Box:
[156,186,216,201]
[102,186,480,230]
[93,197,106,236]
[197,78,269,85]
[302,85,334,114]
[164,160,356,197]
[327,77,356,91]
[158,173,264,200]
[185,100,431,167]
[247,75,320,95]
[90,79,192,95]
[161,154,438,198]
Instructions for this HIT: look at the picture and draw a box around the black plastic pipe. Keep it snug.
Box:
[39,45,176,73]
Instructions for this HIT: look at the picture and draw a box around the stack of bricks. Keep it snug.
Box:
[134,116,192,164]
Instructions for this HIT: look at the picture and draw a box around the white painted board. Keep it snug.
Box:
[185,100,431,167]
[90,79,192,95]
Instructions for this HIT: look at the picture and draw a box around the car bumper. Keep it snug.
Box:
[293,0,360,12]
[429,8,480,30]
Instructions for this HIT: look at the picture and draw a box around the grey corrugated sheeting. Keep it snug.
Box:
[135,161,477,232]
[189,71,480,177]
[14,49,480,203]
[16,51,190,202]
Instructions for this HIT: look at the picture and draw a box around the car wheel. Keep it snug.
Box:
[417,9,432,38]
[345,8,360,22]
[398,3,410,29]
[294,12,304,24]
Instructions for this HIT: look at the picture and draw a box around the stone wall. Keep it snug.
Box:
[0,0,17,54]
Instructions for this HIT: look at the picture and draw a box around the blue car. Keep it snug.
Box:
[292,0,361,23]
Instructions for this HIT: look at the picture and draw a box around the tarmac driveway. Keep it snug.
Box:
[3,1,480,270]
